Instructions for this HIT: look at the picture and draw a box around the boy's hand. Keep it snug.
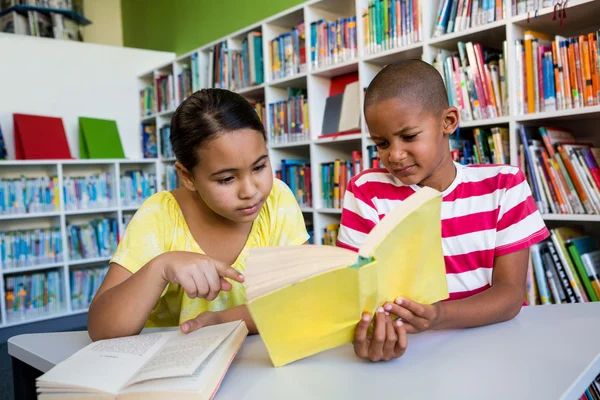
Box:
[384,297,440,333]
[353,307,407,362]
[180,311,221,334]
[159,252,244,301]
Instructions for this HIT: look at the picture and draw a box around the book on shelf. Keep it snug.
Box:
[270,20,306,81]
[67,218,118,261]
[176,53,201,104]
[120,170,157,207]
[275,159,312,208]
[0,123,6,159]
[0,227,63,269]
[36,320,248,400]
[155,71,176,112]
[163,164,180,191]
[250,101,266,131]
[322,223,339,246]
[208,41,228,89]
[519,126,600,216]
[79,117,125,159]
[362,0,421,55]
[367,144,383,168]
[63,172,115,210]
[310,16,357,69]
[526,227,600,306]
[0,175,60,215]
[70,265,108,310]
[4,269,63,321]
[434,40,509,122]
[141,122,158,159]
[122,213,134,229]
[433,0,505,38]
[515,30,599,115]
[244,186,448,367]
[159,125,173,159]
[307,223,314,244]
[450,125,509,165]
[140,86,155,117]
[320,72,360,138]
[321,154,363,209]
[268,88,309,144]
[513,0,557,16]
[230,31,264,91]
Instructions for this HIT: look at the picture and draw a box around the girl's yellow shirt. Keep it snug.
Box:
[110,178,309,327]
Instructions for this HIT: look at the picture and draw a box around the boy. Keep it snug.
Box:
[338,60,549,362]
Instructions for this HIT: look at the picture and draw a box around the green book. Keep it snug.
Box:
[567,240,599,302]
[79,117,125,159]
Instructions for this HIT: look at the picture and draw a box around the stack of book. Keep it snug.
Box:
[268,89,309,144]
[433,0,506,38]
[450,126,509,165]
[362,0,422,56]
[515,31,600,115]
[367,145,383,168]
[526,227,600,306]
[276,159,312,208]
[120,170,157,207]
[155,71,175,112]
[70,265,109,310]
[63,173,115,210]
[434,40,509,122]
[310,16,358,69]
[0,227,63,269]
[230,31,264,90]
[4,269,63,321]
[67,218,118,261]
[177,53,201,104]
[321,154,363,209]
[270,21,306,81]
[0,175,60,215]
[520,126,600,216]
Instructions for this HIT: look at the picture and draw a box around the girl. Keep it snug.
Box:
[88,89,309,341]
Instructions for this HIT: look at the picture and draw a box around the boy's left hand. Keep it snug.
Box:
[384,297,440,333]
[180,311,221,334]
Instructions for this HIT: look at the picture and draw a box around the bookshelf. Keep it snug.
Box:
[0,158,162,329]
[138,0,600,247]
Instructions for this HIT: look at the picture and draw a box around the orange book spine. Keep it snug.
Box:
[525,37,536,114]
[558,145,591,210]
[542,152,566,213]
[474,43,496,117]
[589,33,599,105]
[567,39,581,108]
[559,39,573,109]
[574,37,586,107]
[580,36,595,106]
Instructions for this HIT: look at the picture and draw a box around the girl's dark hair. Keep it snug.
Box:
[170,88,267,171]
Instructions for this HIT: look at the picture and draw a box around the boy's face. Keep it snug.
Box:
[365,98,458,188]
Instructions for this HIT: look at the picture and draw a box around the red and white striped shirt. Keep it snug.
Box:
[337,162,550,301]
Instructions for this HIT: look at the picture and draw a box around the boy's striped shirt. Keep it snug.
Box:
[337,162,550,301]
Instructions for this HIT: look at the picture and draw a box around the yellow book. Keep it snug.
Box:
[333,159,341,208]
[244,186,449,367]
[524,31,551,114]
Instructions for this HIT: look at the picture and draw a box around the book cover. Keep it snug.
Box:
[79,117,125,159]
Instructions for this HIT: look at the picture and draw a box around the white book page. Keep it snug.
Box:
[125,322,239,386]
[37,332,174,395]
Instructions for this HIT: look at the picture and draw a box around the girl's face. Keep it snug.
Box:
[180,129,273,224]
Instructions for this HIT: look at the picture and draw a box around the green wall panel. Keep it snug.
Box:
[121,0,306,55]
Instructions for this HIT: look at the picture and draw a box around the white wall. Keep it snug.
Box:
[82,0,124,47]
[0,33,174,159]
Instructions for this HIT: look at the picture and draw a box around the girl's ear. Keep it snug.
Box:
[175,162,197,192]
[442,106,460,136]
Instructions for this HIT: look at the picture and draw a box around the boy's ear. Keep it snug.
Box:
[442,106,460,136]
[175,161,197,192]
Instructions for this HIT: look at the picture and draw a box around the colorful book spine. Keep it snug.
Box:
[268,89,309,144]
[63,173,115,210]
[139,85,155,117]
[160,125,174,159]
[0,227,63,269]
[154,71,176,112]
[70,265,109,310]
[310,17,357,69]
[321,156,363,209]
[363,0,421,55]
[163,164,180,191]
[141,122,158,159]
[276,159,312,208]
[322,223,340,246]
[120,170,157,207]
[230,31,264,91]
[67,218,118,261]
[4,269,63,322]
[270,21,306,81]
[0,176,60,215]
[434,0,504,38]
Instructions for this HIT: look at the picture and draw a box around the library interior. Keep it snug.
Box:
[1,0,600,399]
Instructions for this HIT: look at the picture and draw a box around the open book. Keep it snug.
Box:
[244,186,449,367]
[36,320,248,399]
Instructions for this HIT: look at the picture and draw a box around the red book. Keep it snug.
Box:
[13,114,72,160]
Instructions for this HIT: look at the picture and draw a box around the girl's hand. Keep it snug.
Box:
[181,311,221,334]
[384,297,440,334]
[159,252,244,301]
[353,307,408,362]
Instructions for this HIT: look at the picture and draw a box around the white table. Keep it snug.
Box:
[9,303,600,400]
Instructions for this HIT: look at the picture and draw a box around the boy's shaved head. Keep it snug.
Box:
[364,59,449,116]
